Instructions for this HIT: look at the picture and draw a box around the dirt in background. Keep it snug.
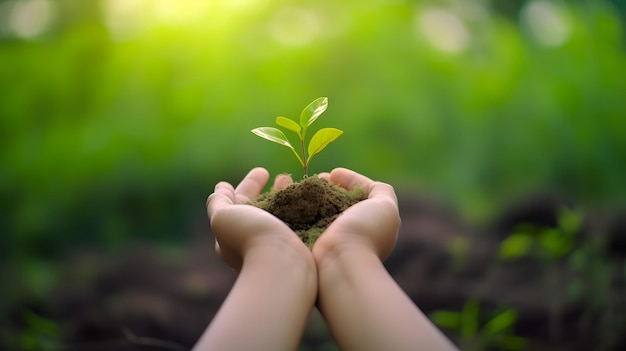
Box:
[3,193,626,350]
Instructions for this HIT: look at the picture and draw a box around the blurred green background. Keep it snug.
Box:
[1,0,625,348]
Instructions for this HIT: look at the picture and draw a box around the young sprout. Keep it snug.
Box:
[251,97,343,177]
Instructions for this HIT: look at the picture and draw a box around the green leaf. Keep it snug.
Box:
[461,300,479,337]
[23,311,59,336]
[483,309,517,335]
[493,336,528,350]
[299,97,328,129]
[538,228,572,259]
[251,127,293,147]
[429,311,462,329]
[557,207,582,236]
[307,128,343,164]
[276,116,301,136]
[497,233,533,260]
[251,127,304,166]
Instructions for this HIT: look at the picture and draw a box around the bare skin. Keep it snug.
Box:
[195,167,458,351]
[314,168,458,351]
[194,168,316,351]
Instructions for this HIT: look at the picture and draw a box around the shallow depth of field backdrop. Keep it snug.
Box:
[1,0,626,350]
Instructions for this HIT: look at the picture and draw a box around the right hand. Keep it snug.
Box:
[313,168,401,264]
[207,167,310,273]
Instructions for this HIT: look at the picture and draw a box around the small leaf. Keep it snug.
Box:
[494,336,528,351]
[251,127,304,167]
[299,97,328,129]
[307,128,343,164]
[557,207,582,236]
[429,311,462,329]
[497,233,533,260]
[461,300,479,337]
[538,228,572,259]
[276,116,301,135]
[483,309,517,335]
[251,127,293,147]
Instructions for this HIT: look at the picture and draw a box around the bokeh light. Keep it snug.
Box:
[521,0,571,46]
[416,7,470,54]
[2,0,56,38]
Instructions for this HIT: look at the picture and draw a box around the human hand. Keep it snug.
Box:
[200,168,318,351]
[310,169,457,351]
[206,167,311,272]
[313,168,401,264]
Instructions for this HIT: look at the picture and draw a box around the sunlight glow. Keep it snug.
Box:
[151,0,211,26]
[102,0,149,40]
[102,0,264,41]
[416,7,469,54]
[521,0,571,47]
[269,6,323,47]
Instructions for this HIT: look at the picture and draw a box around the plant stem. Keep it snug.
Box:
[300,137,308,177]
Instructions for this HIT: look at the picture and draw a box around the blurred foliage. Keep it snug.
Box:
[0,0,625,309]
[1,1,625,349]
[19,310,62,351]
[498,206,581,260]
[430,299,527,351]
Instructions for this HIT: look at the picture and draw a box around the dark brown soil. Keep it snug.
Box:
[250,175,367,247]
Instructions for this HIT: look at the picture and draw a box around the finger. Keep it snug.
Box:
[214,239,222,257]
[273,173,293,190]
[317,172,330,181]
[206,181,235,207]
[207,182,236,218]
[234,167,270,203]
[368,181,399,206]
[329,167,374,191]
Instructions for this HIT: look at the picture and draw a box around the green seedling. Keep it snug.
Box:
[251,97,343,177]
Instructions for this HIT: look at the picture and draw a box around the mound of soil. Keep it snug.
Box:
[250,175,366,247]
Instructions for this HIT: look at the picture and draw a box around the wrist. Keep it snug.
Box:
[243,242,318,309]
[243,232,317,276]
[314,242,380,280]
[312,233,377,269]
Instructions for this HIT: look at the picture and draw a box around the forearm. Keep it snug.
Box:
[193,245,317,351]
[317,248,458,351]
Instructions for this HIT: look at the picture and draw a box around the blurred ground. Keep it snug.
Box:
[4,191,625,351]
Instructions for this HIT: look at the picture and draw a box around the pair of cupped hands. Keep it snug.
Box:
[206,167,401,273]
